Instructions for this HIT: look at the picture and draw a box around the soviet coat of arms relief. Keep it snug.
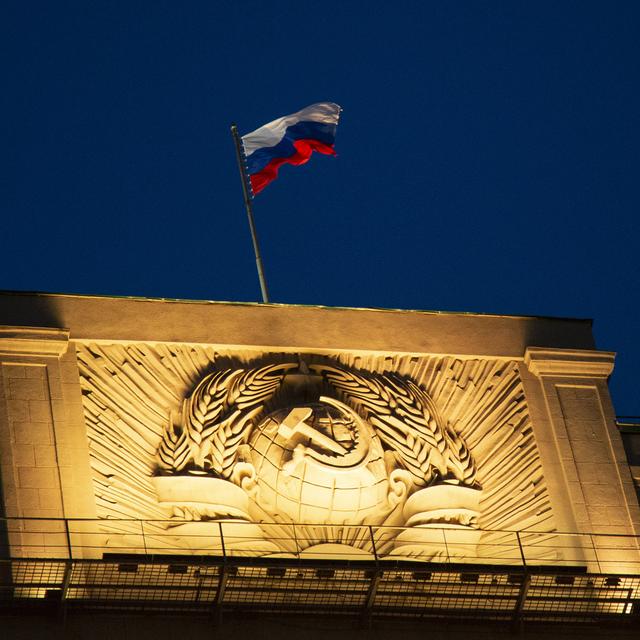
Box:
[78,343,554,564]
[152,359,483,560]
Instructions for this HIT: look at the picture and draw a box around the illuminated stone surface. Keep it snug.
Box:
[248,402,390,524]
[0,292,638,571]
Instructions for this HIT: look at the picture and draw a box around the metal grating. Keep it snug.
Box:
[0,558,639,625]
[65,562,219,610]
[1,560,67,600]
[222,566,370,612]
[374,571,521,620]
[523,574,636,620]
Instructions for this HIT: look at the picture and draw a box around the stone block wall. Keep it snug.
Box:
[0,328,96,558]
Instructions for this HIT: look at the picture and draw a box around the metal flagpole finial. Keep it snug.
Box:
[231,123,270,303]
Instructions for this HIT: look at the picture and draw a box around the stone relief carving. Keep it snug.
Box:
[77,344,558,561]
[312,365,478,488]
[151,361,486,559]
[157,364,293,477]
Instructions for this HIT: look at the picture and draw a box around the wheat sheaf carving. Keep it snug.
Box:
[158,363,293,478]
[311,365,478,488]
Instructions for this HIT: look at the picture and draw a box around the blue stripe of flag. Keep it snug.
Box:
[245,120,337,175]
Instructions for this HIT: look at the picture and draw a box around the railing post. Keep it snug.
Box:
[516,531,527,568]
[292,523,300,559]
[214,521,229,626]
[64,518,72,559]
[218,521,227,560]
[59,558,73,622]
[590,533,602,573]
[362,568,381,628]
[442,527,451,563]
[362,525,381,629]
[61,559,73,597]
[141,520,148,556]
[512,572,531,633]
[368,526,379,563]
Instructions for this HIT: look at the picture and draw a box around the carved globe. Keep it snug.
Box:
[248,399,389,525]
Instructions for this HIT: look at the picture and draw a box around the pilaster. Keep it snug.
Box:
[0,326,96,558]
[524,346,640,573]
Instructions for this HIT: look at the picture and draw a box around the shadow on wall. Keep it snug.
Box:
[522,317,595,352]
[0,291,65,330]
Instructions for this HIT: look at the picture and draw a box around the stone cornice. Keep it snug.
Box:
[0,291,596,358]
[524,347,615,378]
[0,326,69,358]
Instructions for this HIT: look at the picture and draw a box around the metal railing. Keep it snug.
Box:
[2,518,640,624]
[2,517,640,571]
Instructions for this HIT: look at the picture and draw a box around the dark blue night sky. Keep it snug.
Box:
[2,2,639,414]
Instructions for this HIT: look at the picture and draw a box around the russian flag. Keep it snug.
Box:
[241,102,341,196]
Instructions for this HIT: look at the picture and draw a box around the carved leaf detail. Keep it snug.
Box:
[179,363,292,478]
[157,423,191,473]
[313,365,478,488]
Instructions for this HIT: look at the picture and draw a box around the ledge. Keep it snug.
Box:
[524,347,615,378]
[0,326,69,358]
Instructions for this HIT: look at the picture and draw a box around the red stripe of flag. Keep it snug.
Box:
[249,139,336,195]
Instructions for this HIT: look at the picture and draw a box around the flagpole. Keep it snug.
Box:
[230,123,270,303]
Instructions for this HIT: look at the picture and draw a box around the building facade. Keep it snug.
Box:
[0,291,639,635]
